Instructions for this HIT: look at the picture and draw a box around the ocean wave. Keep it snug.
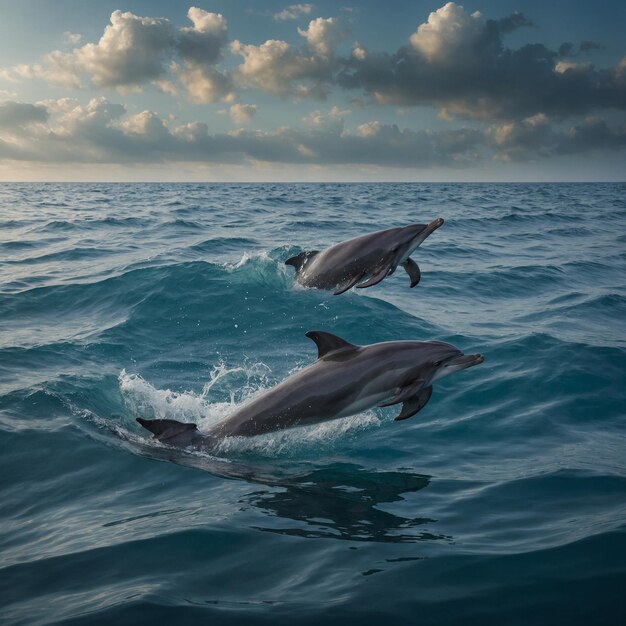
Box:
[1,182,624,625]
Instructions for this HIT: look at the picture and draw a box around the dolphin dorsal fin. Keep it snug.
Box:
[305,331,357,359]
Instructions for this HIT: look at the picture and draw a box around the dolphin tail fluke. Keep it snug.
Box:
[402,258,421,288]
[136,417,198,442]
[285,250,319,272]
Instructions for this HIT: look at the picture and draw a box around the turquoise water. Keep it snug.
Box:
[1,183,625,625]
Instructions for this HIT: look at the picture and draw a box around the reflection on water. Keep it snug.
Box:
[112,425,448,544]
[242,463,449,544]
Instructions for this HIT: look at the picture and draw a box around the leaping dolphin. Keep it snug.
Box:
[136,330,483,449]
[285,219,444,295]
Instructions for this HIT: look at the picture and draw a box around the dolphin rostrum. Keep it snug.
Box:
[136,331,483,449]
[285,219,444,295]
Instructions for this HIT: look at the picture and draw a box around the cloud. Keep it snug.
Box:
[559,40,603,57]
[174,63,234,104]
[2,97,625,169]
[338,2,626,120]
[3,2,624,122]
[557,117,626,155]
[173,7,234,102]
[63,32,82,45]
[409,2,486,64]
[297,17,346,56]
[1,54,83,89]
[227,2,624,120]
[487,113,555,160]
[580,40,602,53]
[0,101,48,128]
[307,105,350,132]
[70,10,174,89]
[487,113,626,161]
[1,7,232,102]
[274,4,314,21]
[178,7,228,64]
[230,15,346,98]
[231,38,332,97]
[228,103,258,124]
[0,97,485,167]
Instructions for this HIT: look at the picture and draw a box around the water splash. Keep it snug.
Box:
[119,366,382,459]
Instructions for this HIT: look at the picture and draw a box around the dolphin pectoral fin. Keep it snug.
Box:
[403,258,421,288]
[333,272,365,295]
[356,265,391,289]
[136,417,198,442]
[394,386,433,421]
[285,250,319,272]
[378,379,426,407]
[305,330,358,358]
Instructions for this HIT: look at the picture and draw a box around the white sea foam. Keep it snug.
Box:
[221,248,294,292]
[119,364,381,458]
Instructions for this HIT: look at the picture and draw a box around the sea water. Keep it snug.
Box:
[1,183,625,625]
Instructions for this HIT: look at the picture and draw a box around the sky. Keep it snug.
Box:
[0,0,625,181]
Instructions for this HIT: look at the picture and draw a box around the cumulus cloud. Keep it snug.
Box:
[174,63,234,104]
[274,4,314,21]
[307,105,350,132]
[297,17,346,56]
[178,6,228,64]
[0,97,485,167]
[487,113,555,160]
[228,103,258,124]
[231,37,332,97]
[1,2,624,173]
[409,2,486,64]
[63,32,82,45]
[173,8,235,102]
[487,113,626,161]
[71,10,175,88]
[352,44,367,60]
[0,101,48,128]
[553,60,591,74]
[2,97,625,169]
[3,2,624,121]
[338,2,626,120]
[228,2,625,119]
[557,117,626,154]
[230,15,346,98]
[2,54,83,89]
[1,8,233,102]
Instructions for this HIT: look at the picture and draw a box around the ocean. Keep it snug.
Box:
[1,182,625,625]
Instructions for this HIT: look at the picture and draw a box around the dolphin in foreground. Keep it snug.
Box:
[285,219,444,295]
[136,331,483,450]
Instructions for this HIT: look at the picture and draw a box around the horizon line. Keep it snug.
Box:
[1,180,624,184]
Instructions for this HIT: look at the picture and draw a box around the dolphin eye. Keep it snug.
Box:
[434,360,443,366]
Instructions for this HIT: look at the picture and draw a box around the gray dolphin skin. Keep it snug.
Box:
[136,331,483,449]
[285,218,444,295]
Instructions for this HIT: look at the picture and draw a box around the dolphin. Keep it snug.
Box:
[285,219,444,295]
[136,330,483,449]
